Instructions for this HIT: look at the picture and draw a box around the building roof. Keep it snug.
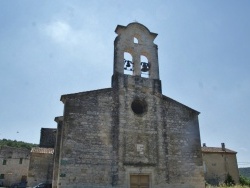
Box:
[60,88,112,103]
[201,147,237,154]
[162,94,200,114]
[31,147,54,154]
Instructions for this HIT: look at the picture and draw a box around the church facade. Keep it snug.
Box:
[53,22,205,188]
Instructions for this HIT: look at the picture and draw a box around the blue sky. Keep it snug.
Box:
[0,1,249,167]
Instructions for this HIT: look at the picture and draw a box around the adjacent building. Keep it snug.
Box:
[27,128,56,187]
[202,143,239,185]
[27,147,54,187]
[0,146,30,187]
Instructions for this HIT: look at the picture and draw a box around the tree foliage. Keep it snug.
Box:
[239,175,250,187]
[0,138,37,150]
[224,173,235,186]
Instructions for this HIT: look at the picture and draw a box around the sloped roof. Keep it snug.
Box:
[60,88,112,103]
[31,147,54,154]
[201,147,237,154]
[162,94,200,114]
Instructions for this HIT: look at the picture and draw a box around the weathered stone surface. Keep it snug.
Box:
[202,144,239,185]
[27,147,54,187]
[53,22,205,188]
[39,128,57,148]
[0,146,30,187]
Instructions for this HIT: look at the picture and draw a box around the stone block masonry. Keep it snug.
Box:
[53,22,205,188]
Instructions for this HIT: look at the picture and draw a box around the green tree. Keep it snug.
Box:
[239,175,250,187]
[0,139,37,150]
[224,173,235,186]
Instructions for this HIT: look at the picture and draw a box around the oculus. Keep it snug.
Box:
[131,99,147,115]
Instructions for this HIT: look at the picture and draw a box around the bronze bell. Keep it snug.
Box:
[141,62,149,72]
[126,61,131,67]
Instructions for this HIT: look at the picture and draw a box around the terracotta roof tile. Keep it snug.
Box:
[31,147,54,154]
[201,147,236,154]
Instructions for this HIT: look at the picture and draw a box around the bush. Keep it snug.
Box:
[239,175,250,187]
[224,173,235,186]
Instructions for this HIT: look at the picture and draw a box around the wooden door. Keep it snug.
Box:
[130,175,149,188]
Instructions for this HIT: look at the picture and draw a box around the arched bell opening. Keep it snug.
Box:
[140,55,150,78]
[124,52,133,75]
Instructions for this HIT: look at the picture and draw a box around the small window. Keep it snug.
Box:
[2,159,6,165]
[0,174,4,179]
[19,158,23,164]
[134,37,138,44]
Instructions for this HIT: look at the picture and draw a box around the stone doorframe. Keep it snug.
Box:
[125,166,154,188]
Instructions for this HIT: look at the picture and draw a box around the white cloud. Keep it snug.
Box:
[40,20,103,52]
[39,19,111,66]
[40,20,107,50]
[42,20,78,45]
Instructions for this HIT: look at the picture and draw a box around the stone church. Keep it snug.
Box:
[52,22,204,188]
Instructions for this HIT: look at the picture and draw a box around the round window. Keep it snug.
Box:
[131,99,147,115]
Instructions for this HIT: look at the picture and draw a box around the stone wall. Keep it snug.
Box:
[164,96,203,186]
[54,75,204,188]
[27,147,54,187]
[52,117,64,188]
[40,128,57,148]
[54,22,205,188]
[203,151,239,185]
[56,88,115,187]
[0,146,30,187]
[112,74,204,188]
